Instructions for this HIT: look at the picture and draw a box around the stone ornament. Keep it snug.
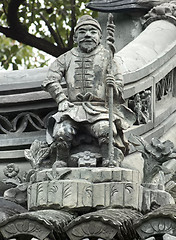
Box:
[156,71,173,101]
[42,14,135,168]
[66,208,143,240]
[0,210,75,240]
[24,140,51,169]
[27,167,142,211]
[0,111,54,134]
[2,11,176,240]
[129,135,176,183]
[143,1,176,27]
[129,90,152,125]
[129,135,176,211]
[3,163,21,186]
[71,151,101,167]
[135,204,176,239]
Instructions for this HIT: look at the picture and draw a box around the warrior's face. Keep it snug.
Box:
[74,25,101,53]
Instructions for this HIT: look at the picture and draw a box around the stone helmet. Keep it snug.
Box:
[74,15,102,33]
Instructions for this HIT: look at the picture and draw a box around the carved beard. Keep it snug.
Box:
[78,39,99,53]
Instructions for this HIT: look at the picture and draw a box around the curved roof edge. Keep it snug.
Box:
[86,0,151,12]
[115,19,176,84]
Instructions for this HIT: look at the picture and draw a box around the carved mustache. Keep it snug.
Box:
[79,38,97,44]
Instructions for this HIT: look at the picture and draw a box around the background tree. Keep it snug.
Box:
[0,0,96,70]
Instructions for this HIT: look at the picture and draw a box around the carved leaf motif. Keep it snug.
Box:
[22,221,30,232]
[88,222,102,235]
[83,185,92,206]
[71,223,103,237]
[31,140,41,158]
[85,186,92,198]
[63,184,71,198]
[24,140,50,169]
[37,183,44,194]
[56,170,71,180]
[47,164,71,180]
[24,149,35,163]
[141,223,154,234]
[48,185,58,194]
[5,224,18,234]
[36,147,50,163]
[128,134,148,157]
[16,221,25,232]
[151,220,161,232]
[110,184,118,197]
[46,171,54,181]
[72,226,85,237]
[28,222,36,233]
[125,183,133,193]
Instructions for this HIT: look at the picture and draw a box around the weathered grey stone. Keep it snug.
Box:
[163,234,176,240]
[27,167,143,211]
[116,20,176,84]
[41,14,135,168]
[2,6,176,240]
[33,167,142,184]
[0,210,75,240]
[66,208,142,240]
[142,184,175,212]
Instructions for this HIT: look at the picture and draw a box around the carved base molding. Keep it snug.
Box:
[27,167,143,211]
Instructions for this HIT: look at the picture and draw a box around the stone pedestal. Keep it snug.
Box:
[27,167,143,211]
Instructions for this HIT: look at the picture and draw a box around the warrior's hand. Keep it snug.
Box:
[58,100,74,112]
[106,74,116,88]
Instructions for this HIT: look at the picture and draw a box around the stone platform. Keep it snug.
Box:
[27,167,143,211]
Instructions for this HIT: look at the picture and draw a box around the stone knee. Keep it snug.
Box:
[90,120,117,145]
[46,117,77,144]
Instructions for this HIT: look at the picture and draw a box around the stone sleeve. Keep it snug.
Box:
[42,54,68,104]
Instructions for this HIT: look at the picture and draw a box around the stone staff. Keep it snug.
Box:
[106,13,116,166]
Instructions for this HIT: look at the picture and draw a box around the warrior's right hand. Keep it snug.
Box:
[58,100,74,112]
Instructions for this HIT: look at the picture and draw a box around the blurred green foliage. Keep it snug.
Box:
[0,0,97,70]
[0,35,48,70]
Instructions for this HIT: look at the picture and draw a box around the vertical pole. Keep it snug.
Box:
[107,13,116,166]
[108,85,114,166]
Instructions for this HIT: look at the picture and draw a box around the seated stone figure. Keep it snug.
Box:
[42,15,135,167]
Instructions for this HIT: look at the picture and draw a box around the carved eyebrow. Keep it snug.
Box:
[78,26,98,31]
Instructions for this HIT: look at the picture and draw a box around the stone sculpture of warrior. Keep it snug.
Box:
[42,15,135,167]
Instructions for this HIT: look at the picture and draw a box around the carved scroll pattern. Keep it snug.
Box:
[0,110,56,134]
